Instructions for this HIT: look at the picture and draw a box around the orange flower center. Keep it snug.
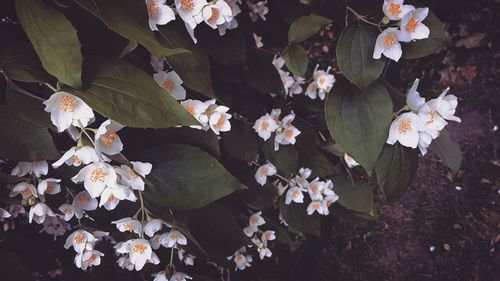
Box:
[310,183,319,193]
[406,18,419,33]
[426,111,436,124]
[63,208,73,215]
[318,77,326,84]
[162,80,176,91]
[146,0,160,17]
[284,129,294,139]
[90,168,108,182]
[313,202,322,210]
[59,95,77,112]
[123,222,134,232]
[291,190,301,198]
[20,188,31,198]
[185,105,196,116]
[71,155,83,165]
[260,121,269,130]
[215,116,226,129]
[264,232,273,240]
[74,232,86,244]
[208,7,220,23]
[85,254,97,264]
[180,0,194,10]
[383,34,398,47]
[78,194,89,205]
[235,255,244,262]
[133,243,147,254]
[128,169,139,180]
[250,216,259,225]
[398,119,412,133]
[259,167,268,176]
[46,182,56,192]
[100,129,118,147]
[388,3,401,16]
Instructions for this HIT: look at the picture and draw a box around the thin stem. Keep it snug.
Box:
[346,6,382,29]
[169,245,175,267]
[43,83,58,93]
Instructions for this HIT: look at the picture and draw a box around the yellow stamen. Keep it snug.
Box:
[146,0,160,17]
[59,95,77,112]
[406,18,419,33]
[388,3,401,16]
[133,243,147,254]
[90,168,108,183]
[74,232,86,244]
[398,119,412,133]
[100,129,118,147]
[162,80,176,91]
[208,7,220,23]
[180,0,194,9]
[383,34,397,47]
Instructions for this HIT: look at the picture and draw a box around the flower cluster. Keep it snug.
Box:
[387,79,461,155]
[272,56,335,100]
[146,0,242,43]
[65,230,106,270]
[181,99,232,135]
[253,109,301,151]
[373,0,430,62]
[247,1,269,22]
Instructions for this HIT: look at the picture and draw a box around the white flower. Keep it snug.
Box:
[243,211,265,237]
[417,103,448,139]
[247,1,269,22]
[230,247,253,270]
[160,230,187,248]
[175,0,207,29]
[73,191,98,219]
[344,154,360,168]
[285,186,305,204]
[99,184,129,210]
[202,0,233,29]
[207,104,232,135]
[112,218,143,235]
[295,167,312,188]
[426,88,461,123]
[150,56,167,72]
[306,200,329,215]
[386,112,426,148]
[153,71,186,100]
[169,272,193,281]
[373,27,411,62]
[313,65,335,93]
[72,162,118,198]
[58,203,75,221]
[272,55,285,70]
[64,230,97,253]
[11,161,48,177]
[40,216,71,240]
[116,161,153,191]
[29,203,55,224]
[305,82,319,100]
[52,146,100,168]
[418,130,433,155]
[279,70,295,96]
[178,249,196,266]
[289,75,305,96]
[181,99,210,125]
[400,8,430,40]
[262,230,276,241]
[253,113,279,141]
[127,239,153,271]
[382,0,415,21]
[37,178,61,195]
[258,247,272,260]
[10,182,37,199]
[144,219,165,237]
[150,234,162,250]
[406,78,425,111]
[146,0,175,31]
[76,250,104,270]
[43,92,94,132]
[253,33,263,48]
[307,179,325,201]
[94,119,124,156]
[0,208,11,221]
[153,271,169,281]
[255,163,277,186]
[8,204,25,218]
[274,126,301,151]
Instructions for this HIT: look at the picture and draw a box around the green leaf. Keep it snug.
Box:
[240,182,278,211]
[332,176,374,215]
[284,44,308,77]
[189,204,249,257]
[260,137,299,176]
[243,49,285,96]
[0,44,53,83]
[198,28,247,66]
[65,59,197,128]
[0,106,59,161]
[5,82,52,128]
[141,144,246,210]
[117,40,138,59]
[375,143,418,201]
[402,11,448,59]
[154,127,220,159]
[222,119,259,162]
[0,172,28,184]
[325,80,393,170]
[15,0,83,88]
[279,196,321,236]
[288,15,332,44]
[157,23,216,98]
[336,21,386,89]
[429,129,462,173]
[73,0,187,57]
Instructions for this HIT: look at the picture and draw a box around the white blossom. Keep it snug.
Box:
[386,112,426,148]
[72,162,118,198]
[160,230,187,248]
[254,163,277,186]
[10,182,37,199]
[52,146,100,168]
[43,92,94,132]
[116,161,152,191]
[73,191,98,219]
[146,0,175,31]
[344,154,360,168]
[37,178,61,195]
[94,119,124,156]
[11,161,48,177]
[253,33,263,48]
[382,0,415,21]
[112,218,143,235]
[153,71,186,100]
[29,203,55,224]
[373,27,411,62]
[400,8,430,40]
[202,0,233,29]
[285,186,305,204]
[306,200,329,215]
[64,230,97,253]
[253,113,279,141]
[247,1,268,22]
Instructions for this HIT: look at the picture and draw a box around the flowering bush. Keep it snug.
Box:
[0,0,462,280]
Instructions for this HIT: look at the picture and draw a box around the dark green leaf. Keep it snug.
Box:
[325,80,393,169]
[222,119,259,162]
[332,176,374,215]
[243,48,285,96]
[73,0,187,57]
[429,129,462,173]
[189,204,249,257]
[117,40,138,59]
[65,59,197,128]
[402,11,448,59]
[198,28,247,66]
[284,44,308,77]
[240,182,278,211]
[288,15,332,44]
[0,44,53,83]
[155,127,220,159]
[0,172,28,184]
[0,106,59,161]
[260,137,299,176]
[15,0,83,88]
[279,196,321,236]
[336,21,386,89]
[5,82,52,128]
[375,143,418,201]
[141,144,246,210]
